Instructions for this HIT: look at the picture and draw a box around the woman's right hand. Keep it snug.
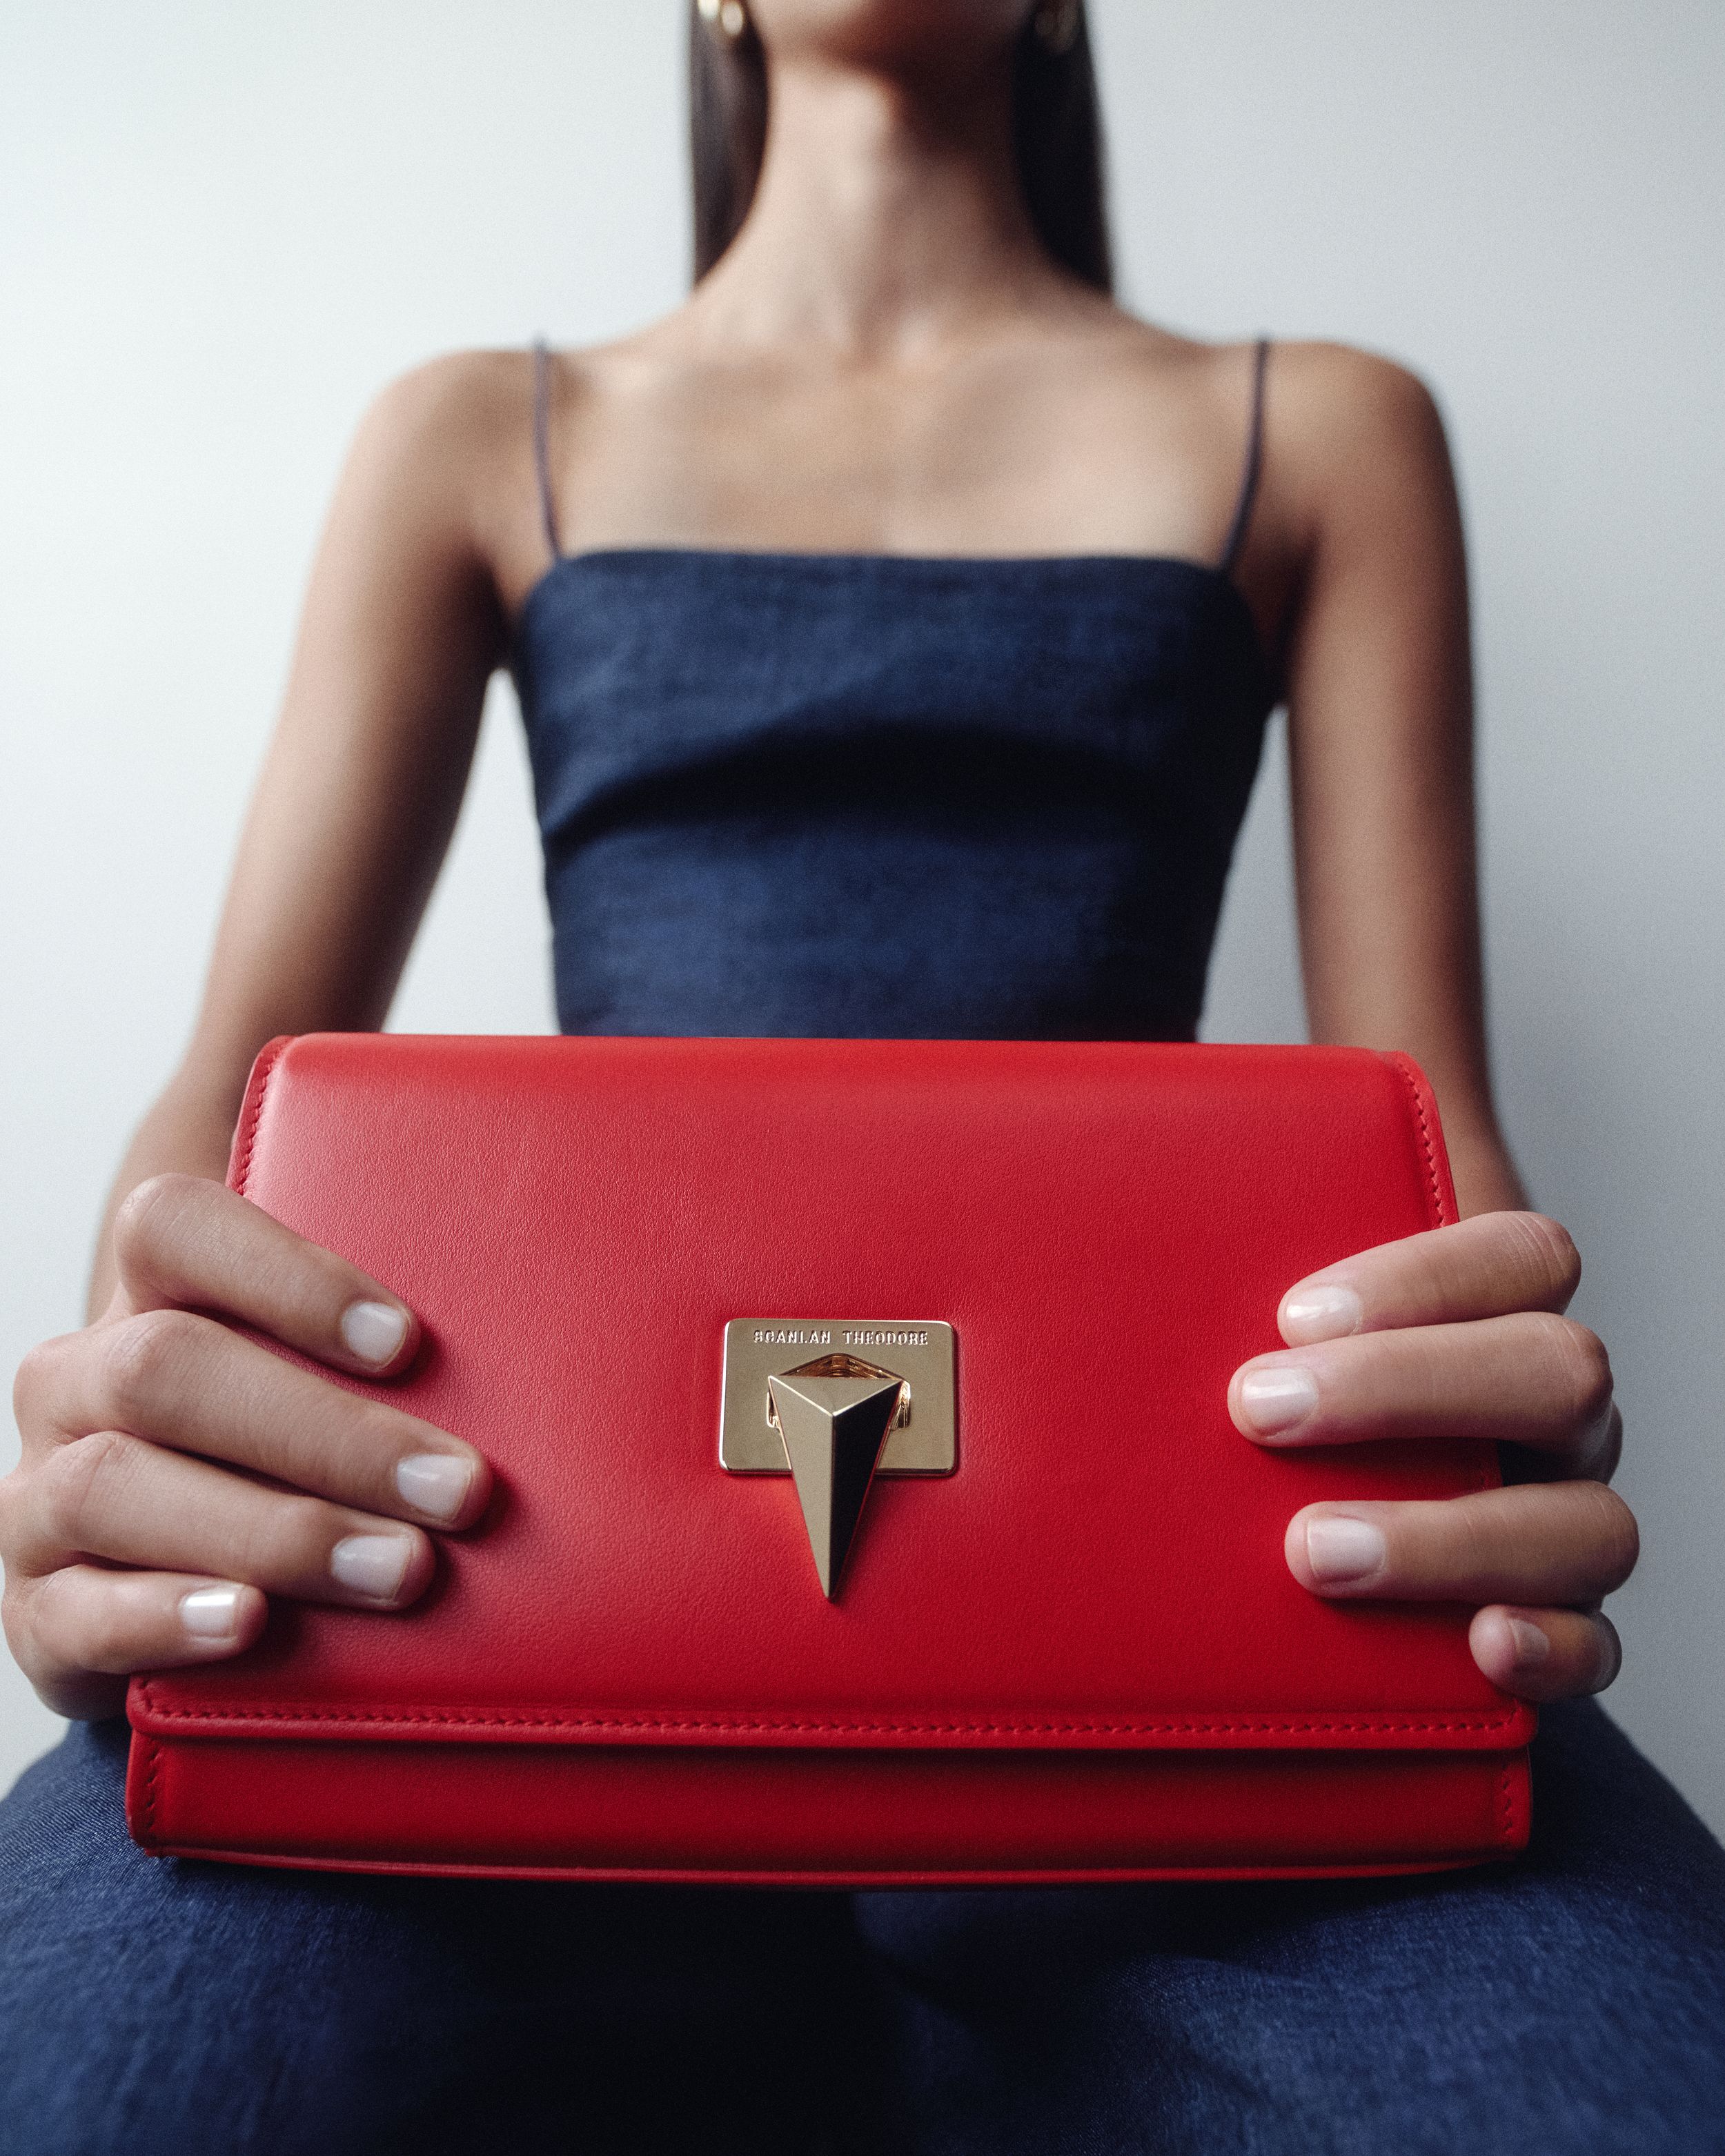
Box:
[2,1172,491,1720]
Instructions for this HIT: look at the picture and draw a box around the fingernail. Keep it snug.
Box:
[179,1584,244,1642]
[395,1453,475,1523]
[1281,1283,1363,1343]
[1508,1616,1551,1667]
[330,1533,415,1601]
[1593,1621,1623,1691]
[1305,1515,1387,1583]
[1237,1365,1321,1435]
[340,1299,409,1368]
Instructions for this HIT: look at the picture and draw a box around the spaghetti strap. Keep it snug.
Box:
[531,337,562,566]
[1216,336,1270,577]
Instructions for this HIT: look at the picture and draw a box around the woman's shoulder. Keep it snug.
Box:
[1025,310,1452,484]
[344,344,540,473]
[1105,314,1446,434]
[1114,326,1459,560]
[1261,336,1451,459]
[362,334,697,472]
[332,344,584,607]
[1251,338,1460,560]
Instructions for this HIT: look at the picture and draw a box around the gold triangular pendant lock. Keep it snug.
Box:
[766,1355,908,1598]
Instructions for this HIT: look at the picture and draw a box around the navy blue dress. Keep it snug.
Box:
[2,344,1724,2156]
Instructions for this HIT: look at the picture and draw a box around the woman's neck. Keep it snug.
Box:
[683,48,1087,361]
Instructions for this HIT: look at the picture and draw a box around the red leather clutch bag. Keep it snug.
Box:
[126,1034,1533,1883]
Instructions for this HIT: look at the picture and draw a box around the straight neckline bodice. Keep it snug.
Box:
[513,544,1276,695]
[509,537,1281,1045]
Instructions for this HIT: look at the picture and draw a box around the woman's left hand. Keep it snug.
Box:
[1228,1210,1634,1701]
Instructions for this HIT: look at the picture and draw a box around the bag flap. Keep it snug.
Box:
[130,1035,1534,1756]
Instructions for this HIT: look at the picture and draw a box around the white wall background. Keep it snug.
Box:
[2,1,1721,1830]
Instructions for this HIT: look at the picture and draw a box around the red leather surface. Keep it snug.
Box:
[127,1034,1534,1878]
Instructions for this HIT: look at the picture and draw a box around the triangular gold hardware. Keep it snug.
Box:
[766,1357,907,1598]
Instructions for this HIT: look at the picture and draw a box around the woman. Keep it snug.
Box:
[1,2,1721,2150]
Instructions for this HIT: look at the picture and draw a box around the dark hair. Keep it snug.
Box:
[687,5,1113,294]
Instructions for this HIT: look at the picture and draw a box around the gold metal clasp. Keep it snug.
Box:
[720,1321,956,1598]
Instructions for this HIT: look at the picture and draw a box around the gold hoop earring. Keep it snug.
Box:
[1031,0,1081,56]
[698,0,748,40]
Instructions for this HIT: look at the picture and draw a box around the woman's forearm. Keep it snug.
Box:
[1442,1122,1530,1220]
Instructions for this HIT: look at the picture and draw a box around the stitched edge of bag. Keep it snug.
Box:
[229,1034,293,1197]
[1377,1049,1453,1229]
[132,1683,1535,1743]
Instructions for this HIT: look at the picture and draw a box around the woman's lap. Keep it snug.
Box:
[2,1703,1722,2156]
[856,1701,1725,2153]
[0,1719,874,2156]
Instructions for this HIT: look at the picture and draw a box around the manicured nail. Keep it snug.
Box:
[1592,1621,1623,1691]
[1236,1365,1321,1435]
[1304,1515,1387,1583]
[340,1299,408,1368]
[1507,1616,1550,1667]
[395,1453,475,1523]
[179,1584,244,1642]
[330,1534,415,1601]
[1281,1283,1363,1343]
